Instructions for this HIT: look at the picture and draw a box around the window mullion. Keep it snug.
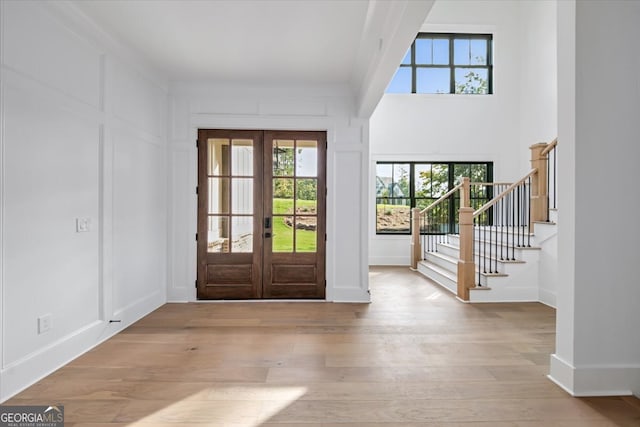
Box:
[449,35,455,94]
[487,38,493,94]
[412,42,417,93]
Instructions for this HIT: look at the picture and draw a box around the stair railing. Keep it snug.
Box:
[411,180,466,270]
[471,169,535,287]
[411,180,508,270]
[411,138,557,300]
[457,139,557,300]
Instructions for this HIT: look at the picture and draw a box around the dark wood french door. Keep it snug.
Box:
[197,129,326,299]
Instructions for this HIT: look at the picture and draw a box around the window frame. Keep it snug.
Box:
[391,32,493,94]
[375,161,494,235]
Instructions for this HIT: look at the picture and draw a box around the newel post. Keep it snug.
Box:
[530,142,549,230]
[456,207,475,301]
[411,208,421,270]
[460,177,470,208]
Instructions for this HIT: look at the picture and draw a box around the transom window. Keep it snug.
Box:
[386,33,493,94]
[375,162,493,234]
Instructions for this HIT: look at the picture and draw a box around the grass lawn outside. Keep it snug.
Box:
[272,198,317,252]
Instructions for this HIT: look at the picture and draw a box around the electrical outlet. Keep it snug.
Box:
[76,217,90,232]
[38,314,52,334]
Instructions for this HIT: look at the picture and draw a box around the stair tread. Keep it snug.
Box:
[436,243,530,262]
[472,227,535,237]
[420,260,510,278]
[440,241,541,250]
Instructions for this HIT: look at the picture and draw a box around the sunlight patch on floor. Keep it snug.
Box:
[426,290,442,300]
[127,386,307,426]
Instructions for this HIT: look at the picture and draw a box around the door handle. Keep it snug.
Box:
[265,232,272,238]
[264,217,271,228]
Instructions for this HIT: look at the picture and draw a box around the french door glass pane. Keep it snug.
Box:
[208,138,230,175]
[273,178,294,215]
[296,218,317,252]
[231,139,253,176]
[273,140,295,176]
[231,216,253,253]
[208,178,229,214]
[296,179,317,213]
[273,216,293,252]
[296,140,318,177]
[231,178,253,214]
[208,216,229,253]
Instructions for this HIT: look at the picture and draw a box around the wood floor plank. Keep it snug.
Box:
[5,266,640,426]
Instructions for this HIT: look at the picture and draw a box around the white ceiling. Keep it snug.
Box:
[73,0,372,85]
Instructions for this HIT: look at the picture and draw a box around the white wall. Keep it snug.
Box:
[551,0,640,397]
[167,83,370,303]
[518,0,558,170]
[369,0,558,266]
[0,1,168,401]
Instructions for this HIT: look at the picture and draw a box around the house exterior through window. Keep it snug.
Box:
[376,161,493,234]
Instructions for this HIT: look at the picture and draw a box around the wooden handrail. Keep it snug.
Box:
[419,182,464,215]
[473,169,537,218]
[470,182,513,186]
[540,137,558,156]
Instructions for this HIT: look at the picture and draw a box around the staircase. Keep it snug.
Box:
[411,139,558,303]
[417,209,557,302]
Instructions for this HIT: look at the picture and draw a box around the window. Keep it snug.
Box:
[386,33,493,94]
[375,162,493,234]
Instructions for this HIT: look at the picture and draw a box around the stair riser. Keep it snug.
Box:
[417,264,457,295]
[428,243,459,259]
[474,260,526,276]
[424,253,458,274]
[449,231,539,248]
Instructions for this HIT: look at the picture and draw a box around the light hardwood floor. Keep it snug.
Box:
[7,266,640,426]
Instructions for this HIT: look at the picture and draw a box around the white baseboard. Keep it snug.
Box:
[538,288,557,308]
[330,287,371,303]
[549,353,640,396]
[0,291,164,403]
[368,256,409,266]
[469,286,539,303]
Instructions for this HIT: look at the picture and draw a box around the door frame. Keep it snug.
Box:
[195,128,327,300]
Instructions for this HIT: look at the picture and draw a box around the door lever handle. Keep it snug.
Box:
[264,217,271,228]
[265,232,272,238]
